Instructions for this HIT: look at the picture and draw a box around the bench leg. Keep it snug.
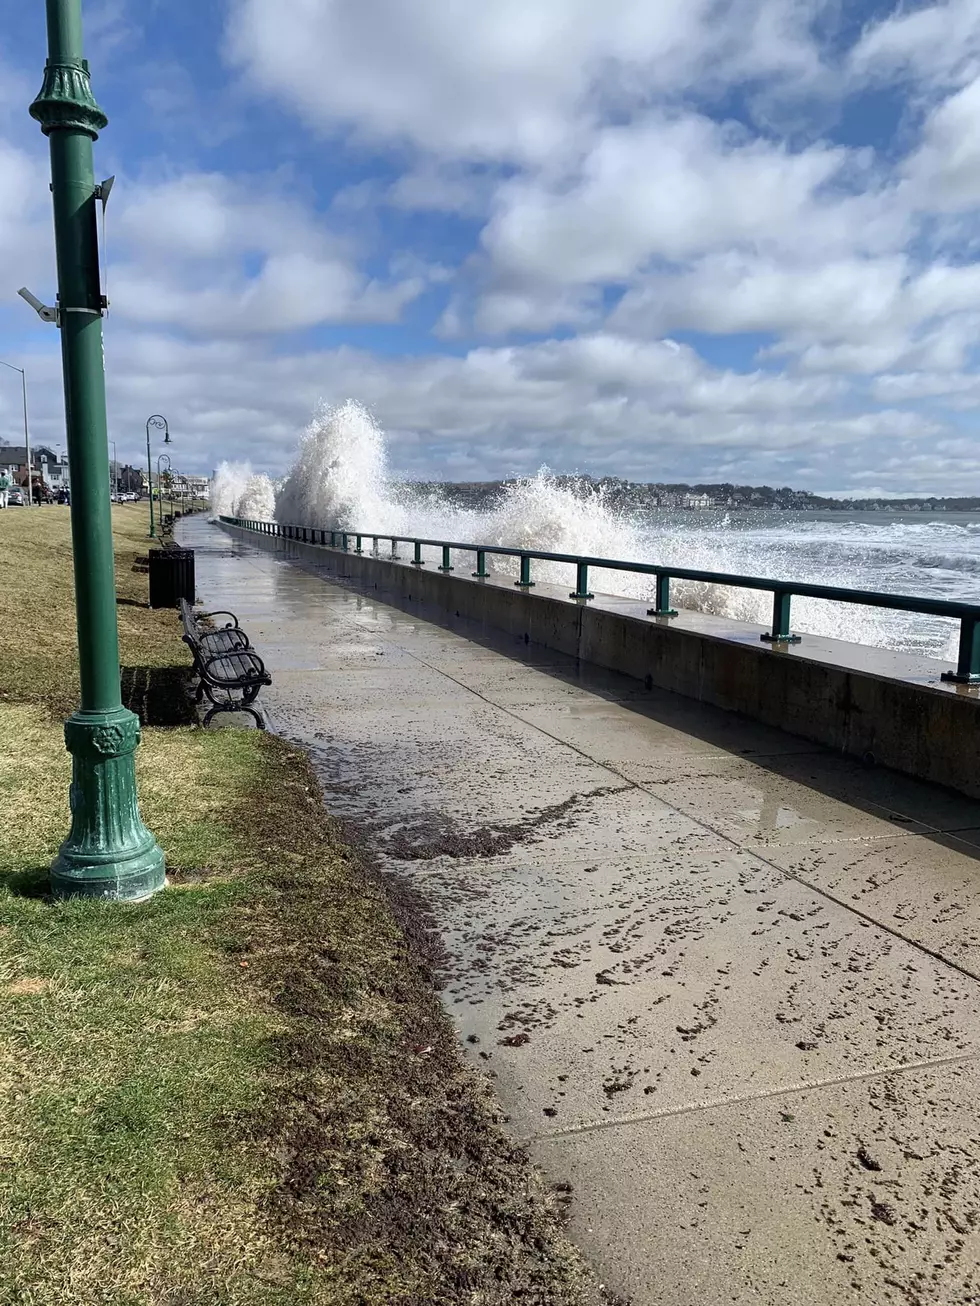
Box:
[202,702,266,730]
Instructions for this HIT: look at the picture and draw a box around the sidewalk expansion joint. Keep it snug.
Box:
[522,1050,980,1145]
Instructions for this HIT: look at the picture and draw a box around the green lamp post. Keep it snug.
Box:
[29,0,164,900]
[146,413,169,539]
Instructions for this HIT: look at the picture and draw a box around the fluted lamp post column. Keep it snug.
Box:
[30,0,164,900]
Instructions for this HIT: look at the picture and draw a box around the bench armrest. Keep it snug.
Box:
[200,609,242,628]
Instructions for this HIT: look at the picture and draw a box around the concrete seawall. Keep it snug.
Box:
[221,522,980,799]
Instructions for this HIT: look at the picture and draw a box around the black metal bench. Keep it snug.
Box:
[178,599,271,728]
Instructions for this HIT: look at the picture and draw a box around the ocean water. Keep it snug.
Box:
[213,402,980,663]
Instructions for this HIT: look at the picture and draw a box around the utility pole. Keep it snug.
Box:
[30,0,164,899]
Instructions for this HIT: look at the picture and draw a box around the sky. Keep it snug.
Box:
[2,1,980,493]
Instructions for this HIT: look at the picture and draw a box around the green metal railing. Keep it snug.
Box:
[221,516,980,684]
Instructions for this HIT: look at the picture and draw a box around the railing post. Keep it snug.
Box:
[390,537,401,560]
[942,617,980,683]
[412,540,425,566]
[355,534,363,554]
[372,536,379,556]
[515,554,534,588]
[472,549,489,579]
[761,590,802,644]
[439,545,453,572]
[341,532,349,552]
[570,561,593,600]
[647,573,677,618]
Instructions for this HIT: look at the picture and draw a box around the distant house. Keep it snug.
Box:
[683,492,714,510]
[0,444,69,490]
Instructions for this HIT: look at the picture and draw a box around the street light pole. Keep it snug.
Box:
[157,451,171,528]
[109,438,116,496]
[0,360,33,506]
[145,413,168,538]
[30,0,163,900]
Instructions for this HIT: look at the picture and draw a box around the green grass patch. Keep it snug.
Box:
[0,507,605,1305]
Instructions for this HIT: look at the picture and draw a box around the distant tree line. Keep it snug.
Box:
[408,477,980,513]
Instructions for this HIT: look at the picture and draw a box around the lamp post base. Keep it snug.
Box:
[49,707,165,901]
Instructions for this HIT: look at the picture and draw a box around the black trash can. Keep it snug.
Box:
[148,547,196,609]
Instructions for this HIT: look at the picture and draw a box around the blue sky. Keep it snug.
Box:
[2,0,980,493]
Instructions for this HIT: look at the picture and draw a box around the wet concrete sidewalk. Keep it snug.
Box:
[183,516,980,1305]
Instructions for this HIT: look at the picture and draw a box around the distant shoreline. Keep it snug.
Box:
[406,477,980,514]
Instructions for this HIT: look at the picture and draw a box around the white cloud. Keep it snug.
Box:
[71,328,944,487]
[850,0,980,89]
[482,114,882,288]
[107,171,428,333]
[611,254,980,375]
[226,0,827,165]
[612,254,910,338]
[872,369,980,405]
[0,141,55,295]
[904,75,980,209]
[386,164,493,217]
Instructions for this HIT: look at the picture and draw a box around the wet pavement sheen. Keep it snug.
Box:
[183,517,980,1306]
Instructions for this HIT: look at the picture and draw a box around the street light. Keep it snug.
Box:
[157,452,171,526]
[0,360,33,506]
[145,413,170,539]
[28,0,163,900]
[109,439,116,497]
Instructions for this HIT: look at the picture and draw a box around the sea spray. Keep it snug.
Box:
[210,461,251,520]
[235,473,276,522]
[276,400,397,531]
[217,399,969,662]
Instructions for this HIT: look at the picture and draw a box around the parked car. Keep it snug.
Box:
[56,488,70,505]
[7,488,24,506]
